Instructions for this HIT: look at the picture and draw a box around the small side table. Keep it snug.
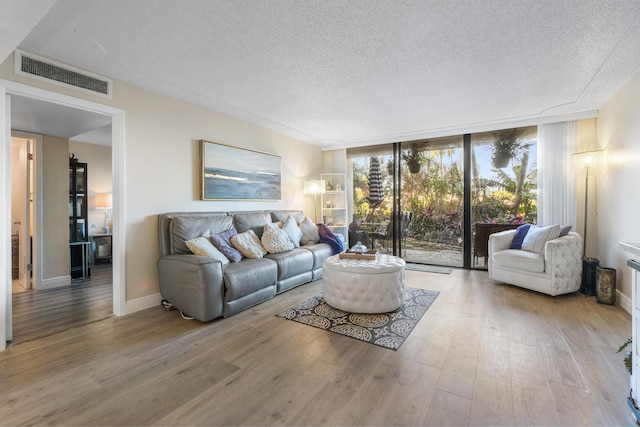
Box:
[70,241,91,281]
[89,233,113,265]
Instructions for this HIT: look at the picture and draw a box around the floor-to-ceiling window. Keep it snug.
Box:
[470,127,537,268]
[347,126,537,269]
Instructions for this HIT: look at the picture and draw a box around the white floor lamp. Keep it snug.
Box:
[572,150,604,258]
[303,179,325,223]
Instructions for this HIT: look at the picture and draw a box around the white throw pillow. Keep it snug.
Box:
[262,223,295,254]
[521,224,561,255]
[185,236,230,264]
[281,215,302,248]
[299,217,320,245]
[231,230,267,259]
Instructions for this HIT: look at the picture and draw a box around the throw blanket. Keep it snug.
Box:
[317,223,344,255]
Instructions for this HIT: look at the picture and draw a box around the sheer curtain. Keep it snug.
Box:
[537,121,578,227]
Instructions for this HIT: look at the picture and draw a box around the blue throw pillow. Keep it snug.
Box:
[510,224,531,250]
[317,223,344,255]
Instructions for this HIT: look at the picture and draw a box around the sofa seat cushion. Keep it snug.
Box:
[492,249,545,273]
[223,258,277,301]
[265,248,314,280]
[302,243,333,270]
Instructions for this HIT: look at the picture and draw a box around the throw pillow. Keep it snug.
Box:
[231,229,267,259]
[185,236,230,265]
[299,216,320,245]
[521,224,561,255]
[262,223,295,254]
[510,224,531,250]
[317,223,344,255]
[211,228,243,262]
[559,224,572,237]
[281,215,302,248]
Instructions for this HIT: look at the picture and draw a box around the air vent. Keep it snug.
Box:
[15,50,112,98]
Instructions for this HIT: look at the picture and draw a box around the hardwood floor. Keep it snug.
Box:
[10,263,113,345]
[0,268,633,426]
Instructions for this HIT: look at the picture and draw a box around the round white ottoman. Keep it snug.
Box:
[322,253,406,313]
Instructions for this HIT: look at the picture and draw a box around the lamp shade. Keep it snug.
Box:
[303,180,326,196]
[95,193,112,209]
[572,150,604,177]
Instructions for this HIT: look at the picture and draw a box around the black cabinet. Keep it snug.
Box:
[69,161,90,281]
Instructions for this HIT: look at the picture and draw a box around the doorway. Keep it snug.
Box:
[10,135,33,294]
[1,79,126,350]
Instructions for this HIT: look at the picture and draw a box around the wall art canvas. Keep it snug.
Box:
[201,140,281,200]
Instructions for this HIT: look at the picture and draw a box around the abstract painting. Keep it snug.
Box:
[200,140,281,200]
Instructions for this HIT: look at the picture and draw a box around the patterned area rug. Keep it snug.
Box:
[276,287,439,350]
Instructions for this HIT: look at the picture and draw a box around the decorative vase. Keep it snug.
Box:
[349,214,360,231]
[326,181,334,191]
[596,266,616,305]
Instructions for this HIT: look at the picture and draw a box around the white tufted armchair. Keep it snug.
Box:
[488,229,583,296]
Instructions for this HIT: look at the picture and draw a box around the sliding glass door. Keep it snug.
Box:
[399,136,464,267]
[347,126,537,269]
[470,127,538,268]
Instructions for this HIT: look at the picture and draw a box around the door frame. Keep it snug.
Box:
[0,79,126,350]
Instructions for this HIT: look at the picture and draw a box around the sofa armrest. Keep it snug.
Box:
[157,254,225,321]
[488,229,516,254]
[543,232,583,276]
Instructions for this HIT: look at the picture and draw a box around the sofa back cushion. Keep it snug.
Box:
[232,211,273,239]
[270,210,305,225]
[170,215,234,254]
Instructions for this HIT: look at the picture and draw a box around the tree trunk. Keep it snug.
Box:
[511,146,530,216]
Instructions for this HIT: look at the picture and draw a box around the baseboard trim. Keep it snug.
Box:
[617,289,632,315]
[126,293,162,315]
[38,275,71,290]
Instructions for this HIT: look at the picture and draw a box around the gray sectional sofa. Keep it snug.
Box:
[157,210,333,321]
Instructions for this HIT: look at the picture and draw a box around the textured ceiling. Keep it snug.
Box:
[16,0,640,148]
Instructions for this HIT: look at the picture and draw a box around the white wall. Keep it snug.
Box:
[41,134,70,280]
[1,52,322,303]
[596,71,640,308]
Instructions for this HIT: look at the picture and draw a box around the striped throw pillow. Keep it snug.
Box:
[521,224,561,255]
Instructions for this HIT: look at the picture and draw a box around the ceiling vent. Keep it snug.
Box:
[15,49,112,98]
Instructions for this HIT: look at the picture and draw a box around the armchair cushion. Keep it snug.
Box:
[492,248,544,273]
[509,224,531,249]
[521,224,560,255]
